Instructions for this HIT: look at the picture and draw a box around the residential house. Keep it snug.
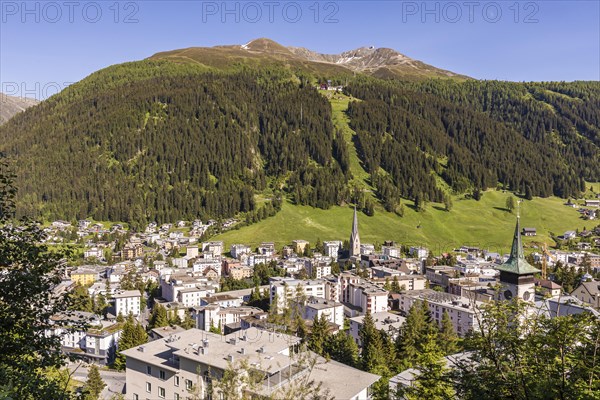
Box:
[571,280,600,308]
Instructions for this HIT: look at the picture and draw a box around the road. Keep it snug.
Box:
[69,362,126,399]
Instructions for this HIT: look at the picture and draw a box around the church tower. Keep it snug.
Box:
[497,216,540,302]
[350,207,361,258]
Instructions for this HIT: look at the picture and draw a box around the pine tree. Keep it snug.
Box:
[308,314,329,355]
[396,300,436,369]
[113,313,147,370]
[505,196,515,213]
[68,284,94,312]
[83,364,106,400]
[396,333,455,400]
[359,312,388,373]
[391,276,401,293]
[148,304,169,329]
[444,196,453,212]
[437,310,458,355]
[324,331,359,367]
[384,277,392,291]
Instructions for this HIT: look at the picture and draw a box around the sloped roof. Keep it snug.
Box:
[496,217,540,276]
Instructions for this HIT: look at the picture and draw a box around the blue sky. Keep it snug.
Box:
[1,0,599,99]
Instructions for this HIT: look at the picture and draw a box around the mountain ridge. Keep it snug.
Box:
[150,37,469,80]
[0,93,38,125]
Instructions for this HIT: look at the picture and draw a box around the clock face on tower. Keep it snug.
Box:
[504,289,513,300]
[523,291,531,301]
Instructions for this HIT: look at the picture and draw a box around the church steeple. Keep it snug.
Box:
[497,216,540,276]
[350,206,360,258]
[497,215,540,302]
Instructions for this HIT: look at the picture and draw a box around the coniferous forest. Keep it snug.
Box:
[0,58,598,229]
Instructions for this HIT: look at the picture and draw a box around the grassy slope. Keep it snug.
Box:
[327,92,371,187]
[215,92,592,254]
[213,190,590,254]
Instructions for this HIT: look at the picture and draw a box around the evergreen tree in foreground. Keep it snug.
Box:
[82,364,106,400]
[113,313,147,370]
[0,162,75,399]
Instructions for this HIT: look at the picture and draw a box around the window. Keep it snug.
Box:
[133,395,139,400]
[158,387,165,398]
[159,370,166,380]
[146,382,151,393]
[174,376,180,387]
[175,394,180,400]
[186,379,193,390]
[146,365,152,375]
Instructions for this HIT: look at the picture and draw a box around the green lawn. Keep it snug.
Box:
[213,190,592,254]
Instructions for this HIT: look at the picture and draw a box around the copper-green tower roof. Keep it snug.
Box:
[496,216,540,276]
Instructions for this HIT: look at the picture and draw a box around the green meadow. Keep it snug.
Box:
[214,190,591,255]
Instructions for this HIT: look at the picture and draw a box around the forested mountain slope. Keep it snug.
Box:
[344,79,600,210]
[0,62,349,229]
[0,44,598,229]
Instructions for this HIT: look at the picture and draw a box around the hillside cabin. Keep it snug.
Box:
[585,199,600,208]
[522,227,537,237]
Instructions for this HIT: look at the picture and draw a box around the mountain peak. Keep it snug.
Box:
[241,38,293,55]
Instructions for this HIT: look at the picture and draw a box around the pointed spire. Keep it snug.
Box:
[509,215,524,262]
[497,215,540,276]
[350,206,360,257]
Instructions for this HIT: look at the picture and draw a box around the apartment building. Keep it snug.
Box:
[122,327,380,400]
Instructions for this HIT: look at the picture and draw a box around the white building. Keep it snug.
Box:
[409,246,429,259]
[294,296,344,328]
[381,246,401,258]
[186,246,199,258]
[113,290,142,317]
[360,244,375,255]
[339,273,389,315]
[84,247,104,259]
[397,289,483,337]
[177,286,215,308]
[48,311,122,365]
[305,258,332,279]
[191,305,263,332]
[122,327,380,400]
[269,278,330,312]
[349,312,405,346]
[323,241,343,258]
[202,241,224,256]
[230,244,252,259]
